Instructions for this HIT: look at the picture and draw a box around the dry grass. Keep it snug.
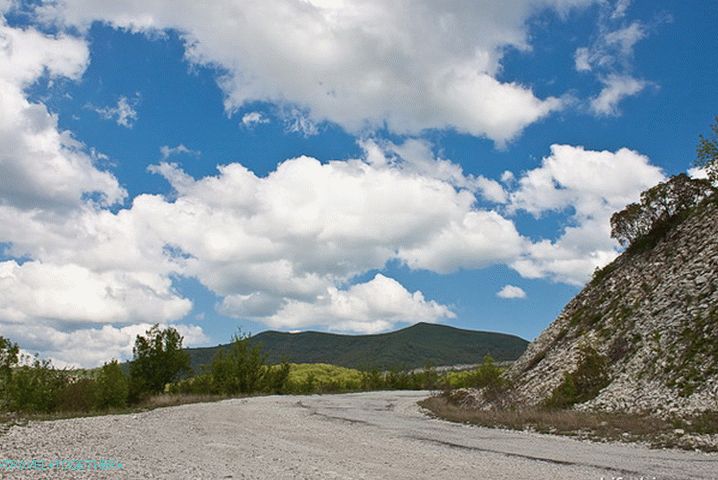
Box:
[419,394,718,452]
[0,393,230,429]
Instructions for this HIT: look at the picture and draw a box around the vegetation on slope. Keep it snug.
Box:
[185,322,528,372]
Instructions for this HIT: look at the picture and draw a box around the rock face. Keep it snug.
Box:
[506,199,718,416]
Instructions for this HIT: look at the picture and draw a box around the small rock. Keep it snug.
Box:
[673,428,685,435]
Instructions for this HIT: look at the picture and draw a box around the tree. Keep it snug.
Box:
[95,360,129,409]
[0,336,20,410]
[129,324,190,397]
[0,336,19,382]
[210,331,267,395]
[4,356,66,413]
[696,115,718,182]
[610,174,714,247]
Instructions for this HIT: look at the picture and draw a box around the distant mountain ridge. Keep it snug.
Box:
[186,322,528,372]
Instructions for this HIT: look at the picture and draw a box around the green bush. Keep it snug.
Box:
[4,357,67,413]
[129,324,190,399]
[95,360,129,409]
[0,336,20,410]
[545,344,610,409]
[210,332,267,395]
[264,361,291,394]
[56,378,97,412]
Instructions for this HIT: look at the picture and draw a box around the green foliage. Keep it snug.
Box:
[0,336,19,379]
[129,324,190,398]
[265,361,291,394]
[185,322,528,372]
[95,360,129,409]
[4,357,67,413]
[287,363,362,392]
[0,336,19,409]
[445,356,507,400]
[666,308,718,397]
[610,173,714,249]
[696,115,718,182]
[168,373,214,395]
[56,378,97,413]
[544,344,610,409]
[210,332,268,395]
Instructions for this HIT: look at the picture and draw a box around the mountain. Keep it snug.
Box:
[500,198,718,416]
[186,322,528,372]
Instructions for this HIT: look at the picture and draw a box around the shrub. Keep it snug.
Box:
[4,357,67,413]
[544,344,610,409]
[0,336,20,410]
[129,324,190,399]
[56,378,98,413]
[210,332,267,395]
[95,360,129,409]
[264,361,291,394]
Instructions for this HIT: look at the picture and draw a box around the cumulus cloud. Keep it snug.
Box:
[497,285,527,299]
[1,129,514,358]
[575,1,654,115]
[1,322,207,368]
[590,74,646,116]
[508,144,665,284]
[0,13,673,360]
[92,95,139,128]
[240,111,269,128]
[0,19,201,367]
[362,138,508,203]
[36,0,595,144]
[0,260,190,326]
[0,21,125,210]
[225,274,455,334]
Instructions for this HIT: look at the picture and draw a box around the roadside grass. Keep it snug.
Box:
[418,394,718,452]
[0,393,229,433]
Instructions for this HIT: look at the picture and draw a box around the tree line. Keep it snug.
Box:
[610,117,718,248]
[0,326,504,415]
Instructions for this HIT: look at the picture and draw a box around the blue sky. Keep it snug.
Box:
[0,0,716,366]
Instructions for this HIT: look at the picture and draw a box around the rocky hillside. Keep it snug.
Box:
[505,199,718,416]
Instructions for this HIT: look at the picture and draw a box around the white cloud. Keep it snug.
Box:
[0,21,125,211]
[282,107,319,137]
[1,322,207,368]
[0,260,191,326]
[362,138,508,203]
[575,1,652,115]
[497,284,527,299]
[252,274,455,334]
[508,144,664,284]
[37,0,595,144]
[240,111,269,128]
[688,166,709,180]
[160,144,199,160]
[398,211,523,274]
[0,133,513,361]
[93,95,139,128]
[611,0,631,19]
[0,20,200,366]
[590,75,646,116]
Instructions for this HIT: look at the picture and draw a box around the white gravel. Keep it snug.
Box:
[2,391,717,479]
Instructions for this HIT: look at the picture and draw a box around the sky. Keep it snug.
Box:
[0,0,716,367]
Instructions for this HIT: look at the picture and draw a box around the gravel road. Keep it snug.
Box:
[2,391,717,479]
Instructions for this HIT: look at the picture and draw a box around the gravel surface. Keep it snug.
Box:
[2,391,717,479]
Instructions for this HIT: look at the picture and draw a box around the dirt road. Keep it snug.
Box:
[2,391,716,479]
